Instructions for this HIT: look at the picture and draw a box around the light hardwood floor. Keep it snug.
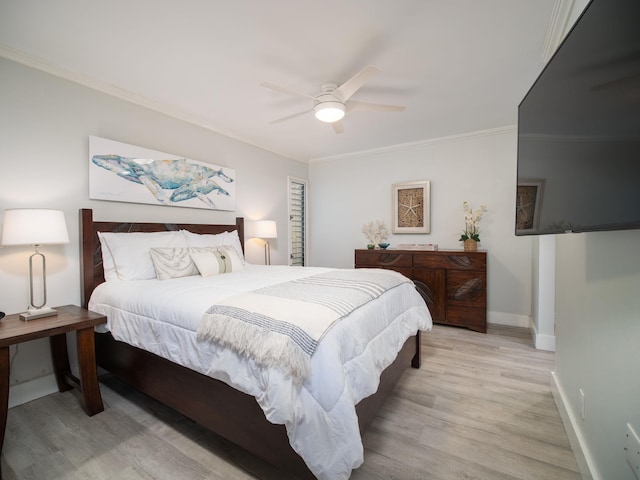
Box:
[1,325,581,479]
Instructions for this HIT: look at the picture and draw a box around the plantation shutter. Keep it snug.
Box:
[288,177,306,266]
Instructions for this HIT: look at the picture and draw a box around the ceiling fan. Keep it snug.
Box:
[260,65,406,134]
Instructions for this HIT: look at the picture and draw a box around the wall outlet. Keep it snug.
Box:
[626,423,640,480]
[578,388,586,420]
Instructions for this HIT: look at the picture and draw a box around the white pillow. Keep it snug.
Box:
[97,232,118,282]
[190,247,244,277]
[224,230,246,264]
[182,229,245,264]
[98,230,187,281]
[149,247,200,280]
[181,230,227,248]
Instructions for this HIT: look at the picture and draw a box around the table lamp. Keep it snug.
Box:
[1,209,70,320]
[249,220,277,265]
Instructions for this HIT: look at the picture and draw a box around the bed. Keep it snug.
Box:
[79,208,431,479]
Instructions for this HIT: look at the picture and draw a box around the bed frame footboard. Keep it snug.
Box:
[94,331,418,478]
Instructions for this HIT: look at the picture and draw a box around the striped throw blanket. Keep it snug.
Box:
[197,269,409,383]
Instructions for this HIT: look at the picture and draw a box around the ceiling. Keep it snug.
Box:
[0,1,569,163]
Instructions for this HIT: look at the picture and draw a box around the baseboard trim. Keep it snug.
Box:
[487,311,530,328]
[529,318,556,351]
[550,371,599,480]
[535,333,556,351]
[8,373,58,409]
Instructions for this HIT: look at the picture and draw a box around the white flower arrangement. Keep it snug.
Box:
[362,220,390,245]
[459,201,487,242]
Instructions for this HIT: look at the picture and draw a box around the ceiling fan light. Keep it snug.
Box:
[314,102,345,123]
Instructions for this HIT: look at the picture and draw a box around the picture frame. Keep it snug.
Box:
[516,179,545,234]
[89,136,236,211]
[392,180,430,234]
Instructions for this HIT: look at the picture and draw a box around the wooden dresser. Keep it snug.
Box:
[355,249,487,333]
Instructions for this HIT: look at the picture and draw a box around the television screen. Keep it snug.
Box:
[516,0,640,235]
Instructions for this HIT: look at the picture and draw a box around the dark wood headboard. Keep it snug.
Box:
[79,208,244,308]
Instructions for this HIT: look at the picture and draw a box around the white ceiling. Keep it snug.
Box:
[0,0,568,163]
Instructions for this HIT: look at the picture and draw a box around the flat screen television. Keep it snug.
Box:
[516,0,640,235]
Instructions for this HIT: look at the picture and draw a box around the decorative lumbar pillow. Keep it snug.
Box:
[149,247,200,280]
[190,248,244,276]
[98,230,187,281]
[216,246,244,271]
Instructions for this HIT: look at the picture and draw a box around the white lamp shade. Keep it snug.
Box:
[249,220,277,239]
[2,209,70,246]
[314,102,346,123]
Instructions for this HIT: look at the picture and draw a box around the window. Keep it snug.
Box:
[288,177,307,266]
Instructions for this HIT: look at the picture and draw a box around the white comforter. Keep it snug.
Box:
[89,265,432,480]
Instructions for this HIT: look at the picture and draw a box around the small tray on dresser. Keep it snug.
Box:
[395,244,439,251]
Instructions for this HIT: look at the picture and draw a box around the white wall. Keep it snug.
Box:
[0,58,307,406]
[544,2,640,477]
[308,128,533,325]
[554,230,640,480]
[531,235,556,351]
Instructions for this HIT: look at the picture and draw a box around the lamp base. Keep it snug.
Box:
[19,307,58,321]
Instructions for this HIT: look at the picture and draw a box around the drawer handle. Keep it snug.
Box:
[453,278,483,300]
[413,280,434,305]
[447,255,473,268]
[379,253,402,265]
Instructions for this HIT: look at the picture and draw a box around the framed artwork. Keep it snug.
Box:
[392,180,430,234]
[89,136,236,211]
[516,179,545,233]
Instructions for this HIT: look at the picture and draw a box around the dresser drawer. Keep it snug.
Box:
[446,270,486,308]
[413,252,486,270]
[355,251,413,268]
[444,306,487,332]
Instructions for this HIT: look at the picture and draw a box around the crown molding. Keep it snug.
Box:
[309,126,517,165]
[540,0,575,63]
[0,45,524,167]
[0,45,302,163]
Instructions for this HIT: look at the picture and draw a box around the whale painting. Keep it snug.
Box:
[89,136,236,210]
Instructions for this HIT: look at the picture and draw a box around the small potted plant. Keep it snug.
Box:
[459,201,487,251]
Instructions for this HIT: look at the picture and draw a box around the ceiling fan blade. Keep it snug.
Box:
[335,65,380,102]
[332,120,345,134]
[347,99,406,112]
[260,82,316,100]
[269,109,313,125]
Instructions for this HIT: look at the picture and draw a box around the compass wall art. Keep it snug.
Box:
[392,180,430,234]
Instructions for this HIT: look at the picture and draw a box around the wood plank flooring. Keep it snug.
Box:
[1,325,581,479]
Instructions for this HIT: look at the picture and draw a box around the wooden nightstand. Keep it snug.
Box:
[0,305,107,459]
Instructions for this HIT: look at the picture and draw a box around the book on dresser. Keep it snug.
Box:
[354,249,487,333]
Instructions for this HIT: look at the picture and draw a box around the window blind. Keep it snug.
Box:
[288,177,306,266]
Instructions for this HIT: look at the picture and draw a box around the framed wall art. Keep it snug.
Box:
[392,180,430,234]
[516,178,545,234]
[89,136,236,211]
